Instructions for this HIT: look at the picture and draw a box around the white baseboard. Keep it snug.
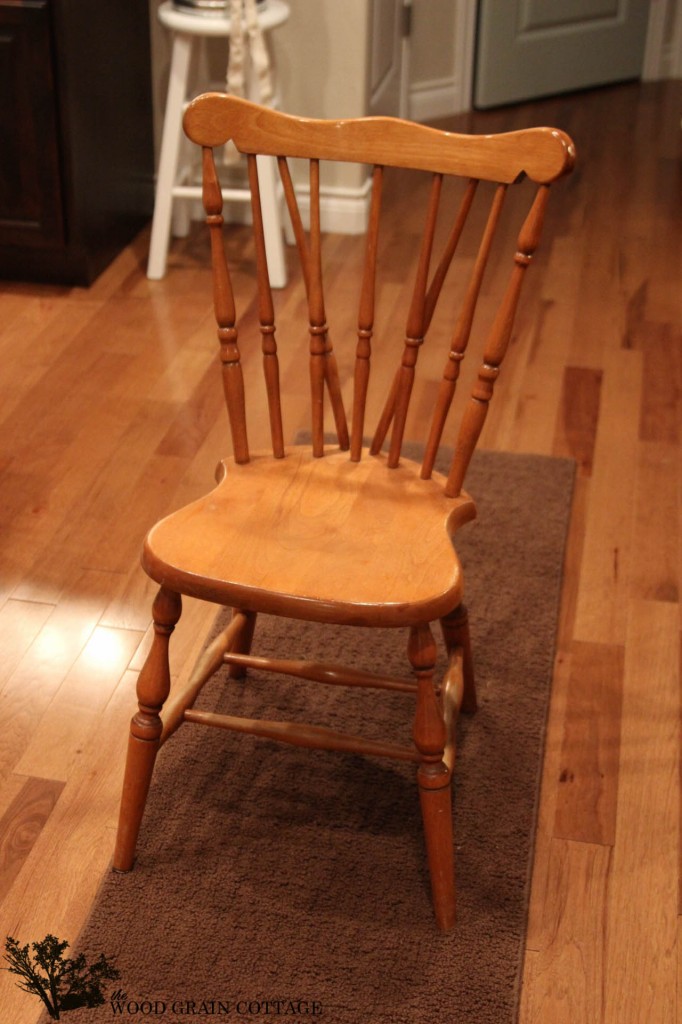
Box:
[410,79,469,122]
[212,177,372,237]
[291,179,372,235]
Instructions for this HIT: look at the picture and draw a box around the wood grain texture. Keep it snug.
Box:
[554,366,602,476]
[634,322,682,444]
[0,79,681,1022]
[184,94,576,184]
[0,777,64,902]
[194,101,572,492]
[521,839,610,1024]
[573,348,642,644]
[553,642,623,845]
[142,447,476,626]
[603,600,679,1024]
[631,441,680,603]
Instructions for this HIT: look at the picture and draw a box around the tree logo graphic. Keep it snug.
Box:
[3,934,120,1020]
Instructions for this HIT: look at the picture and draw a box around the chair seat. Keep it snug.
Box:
[143,446,477,627]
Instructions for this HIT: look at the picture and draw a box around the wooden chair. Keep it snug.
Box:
[113,94,575,931]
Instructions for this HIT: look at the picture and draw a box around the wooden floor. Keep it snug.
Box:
[0,80,680,1021]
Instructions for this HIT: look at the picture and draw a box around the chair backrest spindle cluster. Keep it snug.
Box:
[185,95,575,494]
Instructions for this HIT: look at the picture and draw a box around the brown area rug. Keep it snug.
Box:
[54,448,574,1024]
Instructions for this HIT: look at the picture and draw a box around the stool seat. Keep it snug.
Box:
[148,0,290,283]
[159,0,289,36]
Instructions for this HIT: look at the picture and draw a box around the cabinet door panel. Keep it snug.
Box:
[0,1,64,247]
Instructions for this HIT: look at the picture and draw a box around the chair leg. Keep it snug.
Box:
[409,623,456,932]
[227,609,257,679]
[113,586,182,872]
[440,602,477,714]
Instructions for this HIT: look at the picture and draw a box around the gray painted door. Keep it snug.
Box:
[474,0,650,108]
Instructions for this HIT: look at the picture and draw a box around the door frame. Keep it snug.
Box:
[414,0,680,119]
[643,0,682,79]
[408,0,477,120]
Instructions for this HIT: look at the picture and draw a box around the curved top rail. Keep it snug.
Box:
[183,93,576,185]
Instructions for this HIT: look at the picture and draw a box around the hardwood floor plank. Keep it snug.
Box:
[553,642,623,845]
[631,441,680,603]
[568,231,623,368]
[553,366,602,477]
[11,400,178,603]
[0,775,27,821]
[525,649,573,951]
[553,473,587,648]
[520,838,610,1024]
[573,348,642,644]
[0,308,124,454]
[45,625,143,713]
[99,568,160,633]
[635,323,682,444]
[0,571,131,777]
[678,918,682,1024]
[0,671,141,1019]
[0,776,65,902]
[13,704,100,783]
[6,396,145,604]
[505,253,577,457]
[88,453,190,575]
[155,360,227,459]
[0,299,103,427]
[0,600,55,692]
[604,599,679,1023]
[0,629,140,782]
[0,800,118,1024]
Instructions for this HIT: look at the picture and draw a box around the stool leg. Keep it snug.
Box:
[171,128,192,239]
[256,153,287,288]
[147,32,192,280]
[244,51,287,288]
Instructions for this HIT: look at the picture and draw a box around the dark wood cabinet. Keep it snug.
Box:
[0,0,154,285]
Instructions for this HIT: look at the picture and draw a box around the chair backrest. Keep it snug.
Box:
[183,94,575,496]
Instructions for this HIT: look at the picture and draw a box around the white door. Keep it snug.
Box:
[474,0,651,108]
[368,0,408,117]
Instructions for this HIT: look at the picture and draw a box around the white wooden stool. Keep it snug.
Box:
[148,0,290,283]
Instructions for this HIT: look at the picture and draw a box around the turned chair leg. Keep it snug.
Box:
[113,586,182,872]
[409,623,456,932]
[227,609,257,680]
[440,602,477,714]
